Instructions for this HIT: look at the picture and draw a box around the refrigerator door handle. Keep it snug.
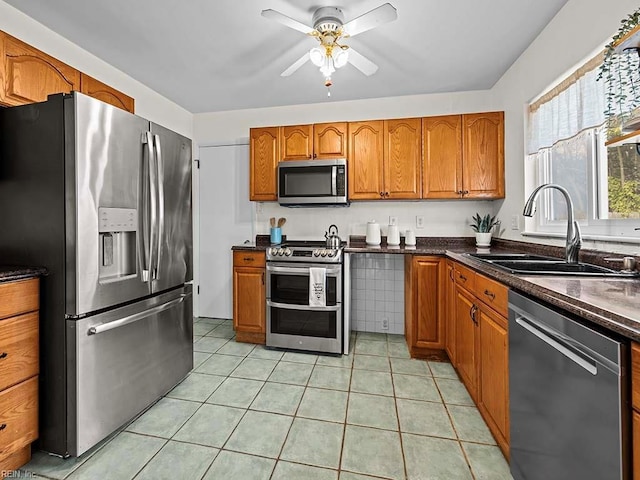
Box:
[153,134,165,281]
[139,132,154,283]
[148,132,159,282]
[87,294,187,335]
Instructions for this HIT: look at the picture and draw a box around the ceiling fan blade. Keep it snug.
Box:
[347,48,378,76]
[261,9,315,35]
[342,3,398,37]
[281,52,311,77]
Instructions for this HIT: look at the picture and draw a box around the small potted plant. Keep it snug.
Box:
[471,213,499,247]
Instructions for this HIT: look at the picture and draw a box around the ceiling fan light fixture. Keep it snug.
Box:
[333,47,349,69]
[319,56,335,77]
[309,46,325,67]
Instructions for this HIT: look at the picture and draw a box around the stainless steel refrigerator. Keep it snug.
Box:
[0,92,193,457]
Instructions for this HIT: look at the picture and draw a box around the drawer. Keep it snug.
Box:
[632,342,640,411]
[0,278,39,320]
[454,263,476,292]
[476,274,509,317]
[0,312,39,391]
[0,376,38,459]
[233,250,265,268]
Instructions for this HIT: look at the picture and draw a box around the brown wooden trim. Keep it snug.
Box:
[235,331,265,345]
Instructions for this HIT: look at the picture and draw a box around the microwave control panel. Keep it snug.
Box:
[337,166,346,196]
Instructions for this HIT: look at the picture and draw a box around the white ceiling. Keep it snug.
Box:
[6,0,568,113]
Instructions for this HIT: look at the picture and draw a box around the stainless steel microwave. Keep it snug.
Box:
[277,158,349,206]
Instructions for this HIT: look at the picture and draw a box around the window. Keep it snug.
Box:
[526,52,640,239]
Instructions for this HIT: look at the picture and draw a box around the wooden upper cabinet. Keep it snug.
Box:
[313,122,347,159]
[0,32,80,106]
[423,115,463,198]
[348,120,385,200]
[250,127,279,201]
[384,118,422,199]
[281,125,313,161]
[463,112,505,198]
[80,74,134,113]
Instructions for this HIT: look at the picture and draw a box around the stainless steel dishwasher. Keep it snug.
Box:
[509,291,628,480]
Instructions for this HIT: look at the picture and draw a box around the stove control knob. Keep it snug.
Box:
[313,249,320,257]
[278,248,285,256]
[327,250,335,257]
[320,249,328,257]
[284,248,292,256]
[269,248,277,256]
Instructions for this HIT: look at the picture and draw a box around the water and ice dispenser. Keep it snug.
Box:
[98,207,137,281]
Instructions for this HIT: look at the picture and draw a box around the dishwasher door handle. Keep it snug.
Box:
[515,316,598,375]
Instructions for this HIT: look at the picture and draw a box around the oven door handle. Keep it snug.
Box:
[266,265,341,276]
[267,300,341,312]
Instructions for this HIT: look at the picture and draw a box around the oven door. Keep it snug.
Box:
[266,263,342,353]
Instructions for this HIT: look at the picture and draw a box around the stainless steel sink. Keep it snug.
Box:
[466,253,639,277]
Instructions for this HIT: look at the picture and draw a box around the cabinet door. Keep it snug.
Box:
[384,118,422,199]
[407,257,444,350]
[80,74,134,113]
[348,121,385,200]
[444,261,457,366]
[233,266,265,334]
[0,32,81,106]
[314,122,347,159]
[250,127,279,201]
[634,410,640,480]
[281,125,313,161]
[422,115,462,198]
[478,305,509,452]
[462,112,505,198]
[455,286,478,401]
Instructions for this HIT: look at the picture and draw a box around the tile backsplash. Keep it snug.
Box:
[350,254,404,335]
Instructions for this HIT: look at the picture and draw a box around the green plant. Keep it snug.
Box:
[597,8,640,134]
[470,213,499,233]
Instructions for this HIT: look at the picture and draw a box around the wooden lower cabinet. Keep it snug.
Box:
[631,342,640,478]
[444,260,456,366]
[477,305,509,456]
[0,277,40,473]
[404,256,445,358]
[232,251,266,344]
[454,285,478,401]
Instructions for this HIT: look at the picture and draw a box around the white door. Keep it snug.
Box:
[198,144,253,318]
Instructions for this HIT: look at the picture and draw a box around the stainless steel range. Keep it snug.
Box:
[266,241,344,354]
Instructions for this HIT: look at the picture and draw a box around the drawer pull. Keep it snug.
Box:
[0,424,6,431]
[243,257,255,262]
[0,352,7,360]
[459,274,467,282]
[484,289,496,300]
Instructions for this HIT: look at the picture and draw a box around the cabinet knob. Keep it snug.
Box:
[458,274,467,282]
[463,190,469,195]
[312,153,316,158]
[0,352,6,360]
[380,192,384,197]
[484,289,496,300]
[243,257,254,262]
[385,192,390,197]
[0,424,6,431]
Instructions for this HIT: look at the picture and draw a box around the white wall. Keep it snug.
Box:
[195,90,499,239]
[0,1,193,138]
[492,0,640,253]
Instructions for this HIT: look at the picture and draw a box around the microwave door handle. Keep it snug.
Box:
[331,165,337,196]
[153,134,165,281]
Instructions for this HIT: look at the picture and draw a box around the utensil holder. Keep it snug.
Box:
[270,227,282,245]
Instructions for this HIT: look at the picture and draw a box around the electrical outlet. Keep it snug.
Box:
[382,318,389,330]
[511,214,519,230]
[416,215,425,229]
[389,216,397,226]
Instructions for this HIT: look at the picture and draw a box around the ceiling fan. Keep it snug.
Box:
[262,3,398,95]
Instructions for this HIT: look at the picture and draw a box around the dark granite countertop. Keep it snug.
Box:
[232,235,640,341]
[0,266,47,283]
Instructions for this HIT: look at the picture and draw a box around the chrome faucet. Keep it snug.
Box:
[522,184,582,264]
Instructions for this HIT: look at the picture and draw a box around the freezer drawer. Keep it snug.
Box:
[67,286,193,456]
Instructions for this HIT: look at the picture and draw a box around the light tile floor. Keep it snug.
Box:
[22,319,512,480]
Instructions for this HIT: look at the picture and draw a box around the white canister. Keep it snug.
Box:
[405,229,416,246]
[387,224,400,246]
[366,220,381,245]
